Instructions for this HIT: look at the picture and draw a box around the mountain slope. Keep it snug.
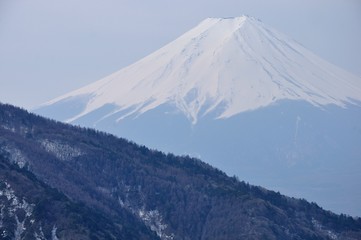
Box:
[35,16,361,216]
[0,154,158,240]
[2,103,361,239]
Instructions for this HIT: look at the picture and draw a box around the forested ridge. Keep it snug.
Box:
[1,103,360,239]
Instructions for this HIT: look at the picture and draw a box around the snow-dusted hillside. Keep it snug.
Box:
[35,16,361,216]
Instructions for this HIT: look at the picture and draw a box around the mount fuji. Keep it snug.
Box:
[35,16,361,216]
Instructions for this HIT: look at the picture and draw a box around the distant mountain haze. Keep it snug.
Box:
[35,16,361,216]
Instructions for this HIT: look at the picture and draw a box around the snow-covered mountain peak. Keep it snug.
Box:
[204,15,258,23]
[40,16,361,124]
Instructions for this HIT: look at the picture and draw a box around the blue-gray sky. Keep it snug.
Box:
[1,0,361,109]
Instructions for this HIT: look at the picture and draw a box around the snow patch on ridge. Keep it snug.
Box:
[138,209,174,240]
[1,146,28,168]
[117,182,175,240]
[40,139,83,161]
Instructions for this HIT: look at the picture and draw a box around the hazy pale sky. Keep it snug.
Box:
[1,0,360,109]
